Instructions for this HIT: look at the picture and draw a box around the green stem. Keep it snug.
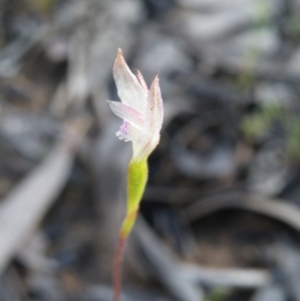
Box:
[112,157,148,301]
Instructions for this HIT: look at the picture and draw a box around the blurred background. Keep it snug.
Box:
[1,0,300,300]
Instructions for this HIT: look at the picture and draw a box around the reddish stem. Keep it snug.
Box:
[113,235,126,301]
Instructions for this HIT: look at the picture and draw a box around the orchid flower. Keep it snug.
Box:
[108,49,163,301]
[108,48,163,162]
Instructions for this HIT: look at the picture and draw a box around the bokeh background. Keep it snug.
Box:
[1,0,300,300]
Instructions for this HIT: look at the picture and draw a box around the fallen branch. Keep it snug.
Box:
[132,217,204,301]
[180,264,270,288]
[185,192,300,232]
[0,118,90,274]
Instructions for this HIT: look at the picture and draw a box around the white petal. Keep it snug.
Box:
[131,75,163,160]
[132,133,160,161]
[145,74,164,135]
[135,69,148,91]
[107,100,144,129]
[129,75,164,160]
[113,49,147,113]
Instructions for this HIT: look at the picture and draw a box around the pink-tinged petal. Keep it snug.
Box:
[135,69,148,91]
[107,100,144,129]
[113,49,147,113]
[116,121,140,142]
[132,74,164,160]
[145,74,164,134]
